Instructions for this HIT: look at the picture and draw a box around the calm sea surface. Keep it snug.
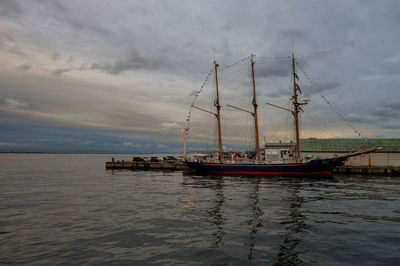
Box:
[1,154,400,265]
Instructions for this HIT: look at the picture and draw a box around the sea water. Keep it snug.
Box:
[1,154,399,265]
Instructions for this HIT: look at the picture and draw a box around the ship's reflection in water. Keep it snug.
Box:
[246,177,263,260]
[275,183,308,265]
[208,177,225,248]
[181,174,311,264]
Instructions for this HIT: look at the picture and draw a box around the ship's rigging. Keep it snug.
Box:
[185,52,370,159]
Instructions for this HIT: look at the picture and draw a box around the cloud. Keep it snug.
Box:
[156,144,169,149]
[17,63,32,71]
[0,1,22,18]
[91,47,167,75]
[358,73,384,81]
[51,68,72,76]
[347,113,374,123]
[161,122,180,130]
[381,100,400,111]
[345,100,400,130]
[51,51,61,62]
[256,60,291,78]
[263,89,290,99]
[122,141,141,148]
[8,45,27,57]
[301,80,341,97]
[0,142,32,147]
[67,55,74,63]
[4,98,28,109]
[384,55,400,64]
[370,100,400,121]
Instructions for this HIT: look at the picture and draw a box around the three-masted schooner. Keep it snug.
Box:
[185,53,379,176]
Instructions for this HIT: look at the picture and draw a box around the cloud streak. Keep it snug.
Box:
[91,47,167,75]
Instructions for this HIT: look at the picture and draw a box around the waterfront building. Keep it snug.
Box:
[265,139,400,167]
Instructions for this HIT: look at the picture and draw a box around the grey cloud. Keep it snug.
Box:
[264,89,289,98]
[91,47,167,75]
[8,45,27,57]
[380,59,400,76]
[371,100,400,118]
[128,7,149,16]
[380,123,400,130]
[78,62,87,71]
[347,113,375,123]
[36,0,68,14]
[0,31,15,43]
[307,39,358,61]
[17,63,32,71]
[301,80,341,97]
[51,51,61,62]
[346,100,400,130]
[4,98,28,109]
[51,68,72,76]
[255,60,291,78]
[0,1,22,18]
[280,29,307,40]
[90,63,109,71]
[109,47,166,74]
[260,79,340,99]
[361,56,400,80]
[318,80,341,90]
[382,101,400,111]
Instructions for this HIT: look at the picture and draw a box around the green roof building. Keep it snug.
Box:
[265,139,400,153]
[299,138,400,153]
[265,138,400,167]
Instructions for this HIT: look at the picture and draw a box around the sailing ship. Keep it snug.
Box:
[185,53,379,176]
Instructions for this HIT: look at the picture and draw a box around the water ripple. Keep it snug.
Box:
[1,154,400,265]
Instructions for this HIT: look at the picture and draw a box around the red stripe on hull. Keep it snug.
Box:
[208,170,331,176]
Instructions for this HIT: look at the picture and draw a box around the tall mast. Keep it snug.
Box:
[292,52,301,160]
[214,60,223,162]
[251,54,261,161]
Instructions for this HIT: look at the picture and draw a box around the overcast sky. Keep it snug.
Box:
[0,0,399,153]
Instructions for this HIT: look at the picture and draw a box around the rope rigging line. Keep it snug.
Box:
[185,55,253,147]
[220,55,251,71]
[296,63,369,142]
[255,55,291,61]
[184,67,213,130]
[304,109,338,138]
[297,79,352,137]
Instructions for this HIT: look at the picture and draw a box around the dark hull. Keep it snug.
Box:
[185,158,347,176]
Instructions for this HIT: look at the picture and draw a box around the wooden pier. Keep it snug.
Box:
[105,161,400,175]
[105,161,189,170]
